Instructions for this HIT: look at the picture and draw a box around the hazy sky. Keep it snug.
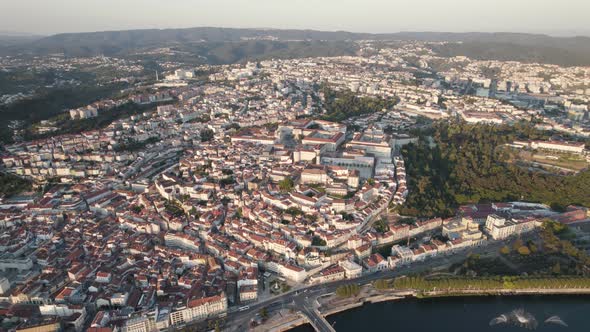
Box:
[2,0,590,36]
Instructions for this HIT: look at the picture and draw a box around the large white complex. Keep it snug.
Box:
[484,214,539,240]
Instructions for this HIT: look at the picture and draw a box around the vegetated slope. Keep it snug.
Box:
[177,40,359,65]
[431,41,590,67]
[5,27,366,57]
[4,28,590,66]
[400,121,590,218]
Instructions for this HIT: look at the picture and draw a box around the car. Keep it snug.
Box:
[238,305,250,311]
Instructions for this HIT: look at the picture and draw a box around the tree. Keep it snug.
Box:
[285,207,303,216]
[398,121,590,218]
[551,262,561,275]
[374,279,391,290]
[226,123,240,130]
[341,212,354,221]
[200,128,214,142]
[306,214,318,223]
[500,246,510,255]
[336,284,360,297]
[517,246,531,255]
[278,177,294,192]
[528,243,538,253]
[219,176,235,186]
[131,205,144,213]
[281,283,291,292]
[320,86,400,122]
[0,172,32,197]
[311,236,327,246]
[543,219,567,234]
[259,307,268,319]
[374,218,389,234]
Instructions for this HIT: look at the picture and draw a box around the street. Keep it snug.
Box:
[217,236,514,332]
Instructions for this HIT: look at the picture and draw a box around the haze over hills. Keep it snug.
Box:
[2,27,590,66]
[0,31,43,48]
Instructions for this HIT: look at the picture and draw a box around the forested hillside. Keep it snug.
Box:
[399,122,590,217]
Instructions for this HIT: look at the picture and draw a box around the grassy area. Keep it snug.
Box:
[510,149,589,172]
[394,275,590,292]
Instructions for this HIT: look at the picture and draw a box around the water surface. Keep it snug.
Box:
[289,295,590,331]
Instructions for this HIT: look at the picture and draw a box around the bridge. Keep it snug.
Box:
[293,291,336,332]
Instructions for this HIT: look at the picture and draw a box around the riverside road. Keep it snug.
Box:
[217,236,516,332]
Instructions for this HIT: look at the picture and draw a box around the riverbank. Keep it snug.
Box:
[280,287,590,332]
[252,310,309,332]
[417,287,590,298]
[321,294,590,332]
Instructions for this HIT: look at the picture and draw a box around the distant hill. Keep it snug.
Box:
[0,32,42,48]
[1,27,368,57]
[2,27,590,66]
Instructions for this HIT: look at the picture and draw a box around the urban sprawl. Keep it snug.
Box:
[1,40,590,332]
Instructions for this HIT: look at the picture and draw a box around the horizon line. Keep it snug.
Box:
[3,26,590,39]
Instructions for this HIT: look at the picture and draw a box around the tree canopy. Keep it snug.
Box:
[320,86,399,122]
[0,172,32,197]
[400,121,590,217]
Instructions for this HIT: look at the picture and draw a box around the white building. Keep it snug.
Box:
[122,316,157,332]
[300,168,328,185]
[484,214,538,240]
[239,285,258,302]
[0,277,10,294]
[169,293,227,326]
[530,140,586,154]
[339,260,362,279]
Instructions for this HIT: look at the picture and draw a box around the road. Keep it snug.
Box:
[221,237,514,331]
[295,289,335,332]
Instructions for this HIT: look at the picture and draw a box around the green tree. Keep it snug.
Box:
[374,218,389,234]
[374,279,391,290]
[285,207,304,216]
[320,86,400,122]
[278,177,295,192]
[0,172,32,197]
[336,284,360,298]
[500,246,510,255]
[528,243,538,253]
[517,246,531,255]
[200,128,215,142]
[311,236,327,246]
[513,238,524,251]
[398,121,590,218]
[259,307,268,319]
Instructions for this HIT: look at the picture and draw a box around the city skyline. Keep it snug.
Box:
[2,0,590,36]
[2,1,590,332]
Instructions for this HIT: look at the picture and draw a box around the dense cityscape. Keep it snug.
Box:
[1,35,590,332]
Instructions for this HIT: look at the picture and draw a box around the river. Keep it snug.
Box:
[289,295,590,331]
